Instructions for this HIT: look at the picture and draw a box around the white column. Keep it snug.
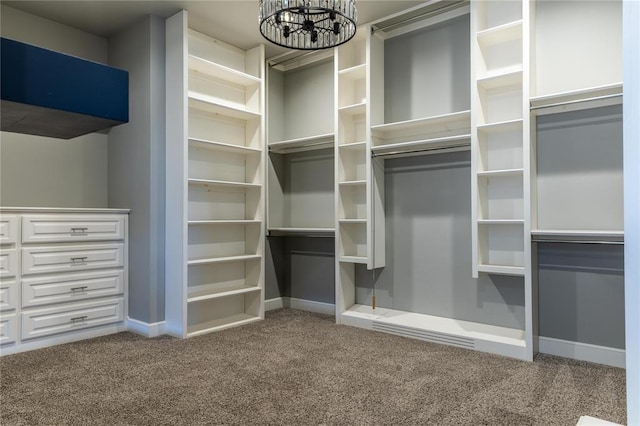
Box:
[623,0,640,423]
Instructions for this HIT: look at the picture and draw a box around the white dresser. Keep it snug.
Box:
[0,208,128,355]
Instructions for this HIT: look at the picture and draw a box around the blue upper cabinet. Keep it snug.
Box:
[1,37,129,139]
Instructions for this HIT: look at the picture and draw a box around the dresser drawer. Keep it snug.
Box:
[22,270,124,308]
[22,214,125,243]
[0,215,18,244]
[0,313,18,345]
[21,298,124,340]
[0,281,18,312]
[22,244,124,276]
[0,249,18,279]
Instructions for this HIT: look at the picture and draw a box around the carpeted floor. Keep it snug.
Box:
[0,308,626,425]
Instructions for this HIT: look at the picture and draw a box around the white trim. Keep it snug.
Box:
[286,297,335,316]
[264,297,284,311]
[265,297,335,316]
[126,317,166,338]
[538,337,625,369]
[576,415,622,426]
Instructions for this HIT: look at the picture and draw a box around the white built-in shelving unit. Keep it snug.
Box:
[335,1,535,361]
[529,0,623,245]
[166,11,265,337]
[266,51,335,237]
[472,0,530,279]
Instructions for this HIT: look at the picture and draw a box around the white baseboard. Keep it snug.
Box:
[265,297,335,316]
[576,415,622,425]
[286,297,335,316]
[126,317,166,338]
[538,336,625,368]
[265,297,284,311]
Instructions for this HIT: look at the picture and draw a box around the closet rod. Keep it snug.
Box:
[371,1,466,34]
[530,93,622,112]
[267,49,331,68]
[371,145,470,159]
[531,238,624,245]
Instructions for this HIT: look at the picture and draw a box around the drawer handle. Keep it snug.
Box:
[70,315,88,322]
[70,227,88,235]
[70,257,88,266]
[70,286,88,293]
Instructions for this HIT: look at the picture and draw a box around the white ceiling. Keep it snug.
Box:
[2,0,424,58]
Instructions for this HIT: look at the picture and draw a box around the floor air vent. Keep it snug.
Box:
[372,321,475,349]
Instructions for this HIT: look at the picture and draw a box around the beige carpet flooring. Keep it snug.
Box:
[0,308,627,425]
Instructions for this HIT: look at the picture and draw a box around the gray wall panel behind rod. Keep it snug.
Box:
[537,242,625,349]
[265,236,335,304]
[384,13,470,123]
[356,151,525,330]
[536,105,623,231]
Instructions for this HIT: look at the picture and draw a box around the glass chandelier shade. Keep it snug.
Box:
[259,1,357,50]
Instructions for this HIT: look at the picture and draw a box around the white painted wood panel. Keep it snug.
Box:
[21,214,125,243]
[22,270,124,308]
[22,244,124,276]
[0,281,18,312]
[21,298,124,340]
[0,215,18,244]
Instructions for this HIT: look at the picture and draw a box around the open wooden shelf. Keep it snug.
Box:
[477,168,524,178]
[188,220,261,225]
[530,82,623,115]
[188,137,261,155]
[187,314,261,337]
[268,133,335,153]
[477,20,523,48]
[187,284,261,303]
[187,254,262,266]
[188,178,261,189]
[371,110,471,138]
[188,94,261,121]
[477,264,525,276]
[371,134,471,156]
[338,102,367,117]
[189,55,261,87]
[339,256,367,264]
[268,227,335,237]
[338,63,366,80]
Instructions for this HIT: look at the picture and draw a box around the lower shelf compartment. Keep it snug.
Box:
[341,304,528,360]
[339,256,367,264]
[187,291,262,337]
[187,314,261,337]
[477,264,525,276]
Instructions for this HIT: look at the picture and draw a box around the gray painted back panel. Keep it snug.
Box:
[536,105,623,231]
[537,243,625,349]
[265,236,335,303]
[384,14,470,123]
[356,152,525,330]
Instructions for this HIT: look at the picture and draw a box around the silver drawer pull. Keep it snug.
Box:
[70,227,88,235]
[70,257,88,266]
[70,286,88,293]
[70,315,88,322]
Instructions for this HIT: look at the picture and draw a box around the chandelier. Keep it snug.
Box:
[259,1,357,50]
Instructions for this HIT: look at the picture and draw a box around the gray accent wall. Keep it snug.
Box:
[536,105,623,231]
[269,60,334,142]
[537,243,625,349]
[0,4,109,208]
[108,16,166,324]
[265,236,335,304]
[356,152,525,330]
[384,14,470,123]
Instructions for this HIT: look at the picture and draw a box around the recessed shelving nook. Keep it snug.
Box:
[334,2,531,361]
[166,11,265,337]
[530,0,623,243]
[267,50,335,236]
